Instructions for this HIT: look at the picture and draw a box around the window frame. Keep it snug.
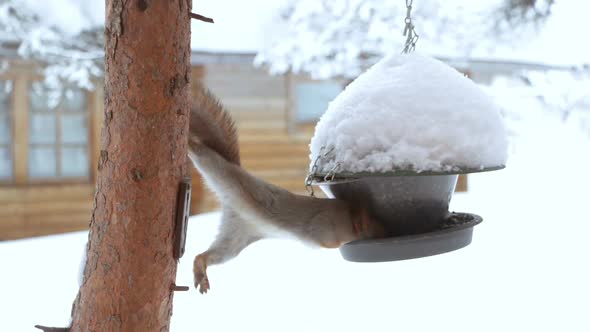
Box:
[0,70,96,187]
[286,72,348,135]
[0,78,15,184]
[26,81,93,184]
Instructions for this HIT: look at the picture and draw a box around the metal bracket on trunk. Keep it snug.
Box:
[173,178,191,260]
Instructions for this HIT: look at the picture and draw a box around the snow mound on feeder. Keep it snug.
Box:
[310,54,508,174]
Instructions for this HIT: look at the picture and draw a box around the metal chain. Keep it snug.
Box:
[305,155,321,197]
[402,0,419,53]
[305,146,338,197]
[323,161,341,182]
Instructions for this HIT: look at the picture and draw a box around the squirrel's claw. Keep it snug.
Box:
[194,254,210,294]
[198,277,210,294]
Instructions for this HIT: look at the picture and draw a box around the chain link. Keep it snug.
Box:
[323,162,341,182]
[305,158,320,197]
[305,146,327,197]
[305,146,339,197]
[402,0,419,53]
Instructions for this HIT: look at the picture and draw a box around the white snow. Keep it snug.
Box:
[17,0,103,36]
[190,0,286,53]
[2,2,590,331]
[2,0,282,53]
[2,93,590,331]
[453,1,590,67]
[4,0,590,68]
[310,53,508,174]
[257,1,590,78]
[2,100,590,332]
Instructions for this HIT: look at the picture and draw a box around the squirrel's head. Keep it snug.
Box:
[351,205,388,240]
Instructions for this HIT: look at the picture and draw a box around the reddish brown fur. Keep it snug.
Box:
[188,89,388,294]
[190,86,241,165]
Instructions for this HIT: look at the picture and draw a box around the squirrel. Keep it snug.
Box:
[188,87,386,294]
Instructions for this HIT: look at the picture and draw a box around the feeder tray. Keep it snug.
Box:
[340,212,482,262]
[312,166,503,262]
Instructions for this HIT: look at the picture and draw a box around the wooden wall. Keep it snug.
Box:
[0,184,95,239]
[194,63,313,211]
[0,65,103,240]
[1,66,206,240]
[192,63,468,212]
[1,60,468,240]
[0,62,306,239]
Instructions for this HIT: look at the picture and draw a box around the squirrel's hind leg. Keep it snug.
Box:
[193,253,210,294]
[193,207,261,294]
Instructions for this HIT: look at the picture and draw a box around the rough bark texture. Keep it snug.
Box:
[70,0,191,331]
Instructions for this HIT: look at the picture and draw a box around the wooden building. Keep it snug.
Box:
[0,52,345,239]
[0,59,104,239]
[5,49,547,239]
[191,52,351,211]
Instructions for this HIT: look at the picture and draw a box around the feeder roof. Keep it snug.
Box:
[310,53,509,175]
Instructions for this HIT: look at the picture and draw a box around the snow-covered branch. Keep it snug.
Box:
[524,69,590,125]
[255,0,590,131]
[0,0,104,93]
[255,0,556,79]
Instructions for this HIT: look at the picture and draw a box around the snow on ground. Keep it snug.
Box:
[310,54,508,174]
[1,95,590,332]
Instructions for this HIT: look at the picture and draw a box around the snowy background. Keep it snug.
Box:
[2,0,590,331]
[3,104,589,331]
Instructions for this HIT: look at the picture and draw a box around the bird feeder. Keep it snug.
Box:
[311,167,502,262]
[306,1,507,262]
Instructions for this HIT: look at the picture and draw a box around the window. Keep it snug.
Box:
[295,81,343,123]
[0,81,13,181]
[28,83,90,180]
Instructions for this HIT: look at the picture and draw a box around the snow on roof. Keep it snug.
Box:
[310,54,508,174]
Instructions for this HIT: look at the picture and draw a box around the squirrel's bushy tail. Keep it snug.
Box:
[189,86,240,165]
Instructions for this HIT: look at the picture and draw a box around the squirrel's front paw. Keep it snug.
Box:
[194,254,210,294]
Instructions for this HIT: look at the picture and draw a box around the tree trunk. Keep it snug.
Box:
[69,0,191,331]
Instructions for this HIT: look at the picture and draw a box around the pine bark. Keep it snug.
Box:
[69,0,191,331]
